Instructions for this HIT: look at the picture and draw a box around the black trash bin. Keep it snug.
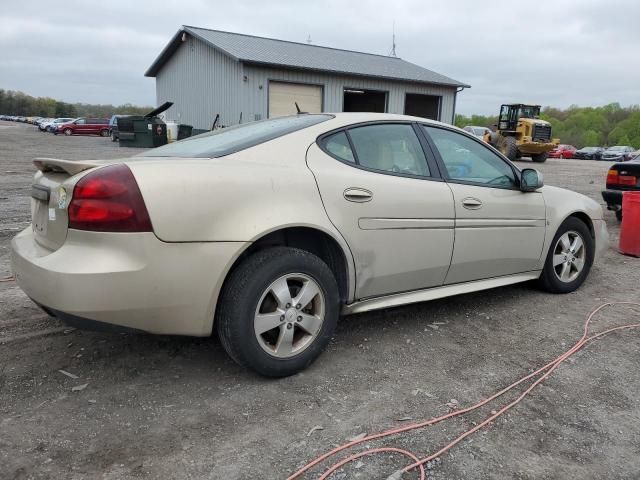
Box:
[118,102,173,148]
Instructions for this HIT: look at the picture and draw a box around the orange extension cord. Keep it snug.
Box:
[288,302,640,480]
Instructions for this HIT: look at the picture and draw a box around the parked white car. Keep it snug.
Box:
[12,113,608,376]
[463,125,491,140]
[39,117,75,132]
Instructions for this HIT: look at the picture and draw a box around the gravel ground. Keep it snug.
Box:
[1,121,639,480]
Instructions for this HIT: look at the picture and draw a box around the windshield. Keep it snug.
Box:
[607,146,626,151]
[139,115,333,158]
[472,127,487,135]
[518,106,540,118]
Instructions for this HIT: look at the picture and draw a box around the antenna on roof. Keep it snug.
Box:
[389,21,397,57]
[294,102,308,115]
[306,34,312,44]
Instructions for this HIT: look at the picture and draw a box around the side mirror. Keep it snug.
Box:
[520,168,544,192]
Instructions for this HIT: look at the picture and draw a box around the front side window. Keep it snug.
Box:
[424,126,516,187]
[346,124,430,176]
[75,119,86,125]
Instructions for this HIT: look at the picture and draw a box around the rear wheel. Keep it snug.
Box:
[100,129,109,137]
[216,247,339,377]
[531,152,548,163]
[539,217,594,293]
[498,136,518,161]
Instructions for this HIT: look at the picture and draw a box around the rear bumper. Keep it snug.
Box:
[601,189,623,209]
[11,228,248,336]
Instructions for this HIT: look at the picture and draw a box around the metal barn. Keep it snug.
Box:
[145,26,469,130]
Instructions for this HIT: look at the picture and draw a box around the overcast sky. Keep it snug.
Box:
[1,0,638,115]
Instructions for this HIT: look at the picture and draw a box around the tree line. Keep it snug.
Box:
[0,89,153,119]
[455,103,640,149]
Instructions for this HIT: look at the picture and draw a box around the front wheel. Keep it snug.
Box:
[498,136,518,161]
[63,128,72,136]
[216,247,340,377]
[531,152,548,163]
[539,217,594,293]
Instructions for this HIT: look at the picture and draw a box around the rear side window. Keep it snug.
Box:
[139,114,333,158]
[321,131,355,163]
[347,124,430,176]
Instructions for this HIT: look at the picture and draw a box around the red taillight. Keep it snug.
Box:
[607,169,637,187]
[68,164,152,232]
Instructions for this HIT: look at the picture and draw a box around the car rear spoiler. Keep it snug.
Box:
[33,158,120,176]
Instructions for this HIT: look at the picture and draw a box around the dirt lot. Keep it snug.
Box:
[1,121,639,480]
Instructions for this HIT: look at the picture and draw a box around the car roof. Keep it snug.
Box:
[321,112,451,130]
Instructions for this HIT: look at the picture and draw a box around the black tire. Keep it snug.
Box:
[539,217,594,293]
[216,247,340,377]
[100,129,109,137]
[531,152,548,163]
[499,136,518,161]
[615,209,623,222]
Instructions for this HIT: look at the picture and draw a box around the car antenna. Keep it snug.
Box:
[295,102,308,115]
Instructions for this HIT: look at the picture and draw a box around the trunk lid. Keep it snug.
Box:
[30,158,119,250]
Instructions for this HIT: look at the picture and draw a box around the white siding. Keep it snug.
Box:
[155,37,458,129]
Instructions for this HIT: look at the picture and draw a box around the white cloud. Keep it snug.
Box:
[0,0,638,113]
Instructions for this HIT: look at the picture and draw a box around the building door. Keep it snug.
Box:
[268,82,323,118]
[405,94,441,120]
[343,88,387,113]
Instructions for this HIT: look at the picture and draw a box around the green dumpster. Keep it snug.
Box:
[117,102,173,148]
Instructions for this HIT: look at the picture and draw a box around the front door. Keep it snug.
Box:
[421,125,546,284]
[307,122,455,300]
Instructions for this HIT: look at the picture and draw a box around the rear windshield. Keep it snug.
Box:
[138,114,333,158]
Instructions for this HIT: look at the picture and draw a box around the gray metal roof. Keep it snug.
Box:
[145,26,469,88]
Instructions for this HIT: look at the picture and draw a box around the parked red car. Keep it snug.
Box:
[548,144,577,159]
[55,118,110,137]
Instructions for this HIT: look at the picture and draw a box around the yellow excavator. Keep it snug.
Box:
[484,104,559,163]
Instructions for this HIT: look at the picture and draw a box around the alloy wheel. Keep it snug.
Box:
[254,273,325,358]
[552,231,586,283]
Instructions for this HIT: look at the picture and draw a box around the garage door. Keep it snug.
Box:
[268,82,323,118]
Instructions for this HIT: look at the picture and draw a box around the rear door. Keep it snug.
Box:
[421,125,546,284]
[307,122,455,300]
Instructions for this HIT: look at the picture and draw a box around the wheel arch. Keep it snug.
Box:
[567,211,595,239]
[208,225,355,334]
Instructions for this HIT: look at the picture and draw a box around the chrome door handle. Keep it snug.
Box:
[462,197,482,209]
[344,188,373,203]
